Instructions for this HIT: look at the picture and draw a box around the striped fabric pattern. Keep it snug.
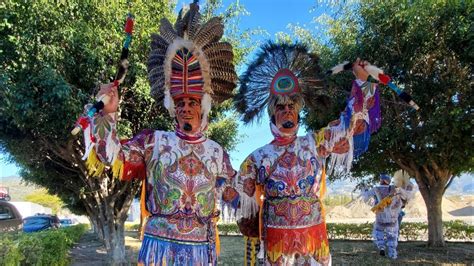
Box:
[170,47,204,99]
[244,236,260,266]
[138,234,216,265]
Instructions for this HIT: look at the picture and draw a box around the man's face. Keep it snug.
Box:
[274,102,299,135]
[175,97,202,134]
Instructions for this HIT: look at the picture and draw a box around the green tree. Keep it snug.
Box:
[0,0,253,262]
[300,1,473,247]
[24,190,64,214]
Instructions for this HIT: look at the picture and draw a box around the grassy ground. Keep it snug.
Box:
[70,232,474,265]
[218,236,474,265]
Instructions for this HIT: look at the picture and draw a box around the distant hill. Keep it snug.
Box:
[0,175,43,201]
[444,174,474,195]
[327,173,473,196]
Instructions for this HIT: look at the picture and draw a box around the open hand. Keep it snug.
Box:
[352,58,370,81]
[97,82,119,114]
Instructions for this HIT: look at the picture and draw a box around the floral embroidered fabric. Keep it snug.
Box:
[89,113,237,264]
[237,81,380,265]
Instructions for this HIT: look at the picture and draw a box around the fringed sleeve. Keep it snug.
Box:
[218,151,239,213]
[82,111,154,181]
[235,155,261,238]
[314,80,381,173]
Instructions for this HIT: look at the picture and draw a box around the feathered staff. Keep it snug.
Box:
[327,61,420,111]
[71,13,135,135]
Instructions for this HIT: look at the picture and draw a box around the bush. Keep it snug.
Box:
[217,221,473,241]
[443,220,474,241]
[0,224,88,266]
[218,223,241,235]
[125,222,141,231]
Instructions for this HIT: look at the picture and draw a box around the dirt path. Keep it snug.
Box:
[70,232,474,265]
[69,232,109,266]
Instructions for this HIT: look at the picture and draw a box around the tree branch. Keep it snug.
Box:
[443,174,455,195]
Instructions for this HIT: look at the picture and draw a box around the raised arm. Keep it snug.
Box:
[235,155,261,238]
[219,151,239,211]
[361,187,376,204]
[83,83,154,181]
[314,59,381,173]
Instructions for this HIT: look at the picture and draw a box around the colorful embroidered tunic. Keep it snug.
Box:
[237,80,381,265]
[87,112,237,265]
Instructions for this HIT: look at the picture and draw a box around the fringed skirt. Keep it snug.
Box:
[138,234,216,266]
[265,222,331,265]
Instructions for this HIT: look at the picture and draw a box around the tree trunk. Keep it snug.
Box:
[80,176,139,264]
[424,191,445,247]
[110,223,126,265]
[413,168,448,247]
[394,159,450,247]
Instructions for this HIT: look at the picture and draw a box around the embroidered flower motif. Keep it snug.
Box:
[243,178,256,197]
[178,153,203,177]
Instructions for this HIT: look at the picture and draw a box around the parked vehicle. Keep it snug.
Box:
[0,200,23,232]
[23,214,61,233]
[60,218,76,227]
[0,187,11,201]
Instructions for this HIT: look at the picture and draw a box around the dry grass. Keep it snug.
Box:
[71,232,474,265]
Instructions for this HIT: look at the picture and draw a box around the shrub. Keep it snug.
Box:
[216,221,473,241]
[125,222,141,231]
[0,224,88,265]
[218,223,240,235]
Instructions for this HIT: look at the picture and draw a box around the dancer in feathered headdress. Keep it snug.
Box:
[361,172,415,259]
[79,2,239,265]
[234,41,382,265]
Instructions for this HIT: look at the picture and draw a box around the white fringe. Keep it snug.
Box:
[236,192,259,219]
[200,93,212,131]
[328,137,354,174]
[81,124,94,160]
[105,130,121,164]
[164,89,175,117]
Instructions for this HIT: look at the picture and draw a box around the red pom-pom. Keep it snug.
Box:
[78,116,89,129]
[124,17,134,34]
[378,74,391,85]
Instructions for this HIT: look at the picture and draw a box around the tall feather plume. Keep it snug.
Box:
[202,42,234,57]
[185,2,201,39]
[393,170,411,188]
[148,33,169,102]
[159,18,178,44]
[192,17,224,47]
[174,5,187,37]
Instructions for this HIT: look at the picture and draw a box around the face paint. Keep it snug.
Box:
[274,102,299,135]
[183,123,193,132]
[175,97,202,135]
[282,121,295,128]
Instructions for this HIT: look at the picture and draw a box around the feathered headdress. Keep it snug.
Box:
[234,41,328,124]
[147,1,237,129]
[393,170,410,188]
